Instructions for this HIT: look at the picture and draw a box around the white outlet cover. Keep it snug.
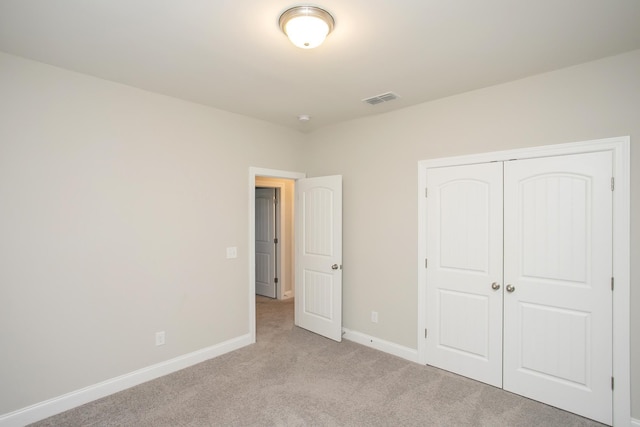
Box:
[155,331,165,346]
[226,247,238,259]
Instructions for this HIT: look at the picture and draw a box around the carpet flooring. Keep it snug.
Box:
[31,296,604,426]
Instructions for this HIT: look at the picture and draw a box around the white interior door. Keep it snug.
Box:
[503,152,613,425]
[255,188,277,298]
[295,175,342,342]
[425,162,504,387]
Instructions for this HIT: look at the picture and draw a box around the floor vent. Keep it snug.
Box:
[362,92,400,105]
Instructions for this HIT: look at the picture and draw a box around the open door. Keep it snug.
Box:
[295,175,342,342]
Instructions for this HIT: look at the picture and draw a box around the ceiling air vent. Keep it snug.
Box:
[362,92,400,106]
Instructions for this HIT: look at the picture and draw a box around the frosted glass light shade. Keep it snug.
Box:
[279,6,334,49]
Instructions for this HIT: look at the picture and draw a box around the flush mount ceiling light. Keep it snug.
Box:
[279,6,335,49]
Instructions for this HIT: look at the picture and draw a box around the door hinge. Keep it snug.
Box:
[611,177,615,191]
[425,328,428,338]
[611,376,614,390]
[611,277,614,291]
[274,277,278,284]
[425,258,428,268]
[274,197,278,205]
[274,238,278,244]
[425,188,428,198]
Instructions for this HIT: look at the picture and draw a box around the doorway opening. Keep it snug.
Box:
[255,178,295,300]
[248,168,305,344]
[249,168,344,344]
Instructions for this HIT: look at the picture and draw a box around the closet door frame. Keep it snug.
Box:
[417,136,630,426]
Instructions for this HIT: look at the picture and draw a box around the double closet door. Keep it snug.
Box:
[425,151,613,425]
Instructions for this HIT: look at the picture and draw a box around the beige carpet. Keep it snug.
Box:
[32,296,604,426]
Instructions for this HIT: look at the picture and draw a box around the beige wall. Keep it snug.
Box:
[0,52,303,414]
[303,49,640,418]
[1,48,638,420]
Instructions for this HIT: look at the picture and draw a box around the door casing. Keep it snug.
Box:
[417,136,630,426]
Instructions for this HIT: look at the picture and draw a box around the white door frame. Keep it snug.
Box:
[417,136,630,426]
[249,167,305,343]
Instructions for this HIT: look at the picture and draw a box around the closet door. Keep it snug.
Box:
[503,152,613,425]
[426,162,503,387]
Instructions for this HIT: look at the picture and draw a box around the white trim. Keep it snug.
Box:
[417,136,631,426]
[417,161,428,365]
[249,167,305,343]
[342,328,419,363]
[418,137,627,168]
[612,139,631,427]
[631,418,640,427]
[0,334,251,427]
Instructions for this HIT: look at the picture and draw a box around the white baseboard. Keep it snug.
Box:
[342,328,419,363]
[0,334,252,427]
[631,417,640,427]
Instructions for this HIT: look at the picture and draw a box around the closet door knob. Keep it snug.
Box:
[491,282,500,290]
[506,284,516,293]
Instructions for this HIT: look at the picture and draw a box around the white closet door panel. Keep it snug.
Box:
[503,151,613,425]
[426,162,503,387]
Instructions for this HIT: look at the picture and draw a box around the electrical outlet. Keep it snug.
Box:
[371,311,378,323]
[155,331,165,346]
[226,247,238,259]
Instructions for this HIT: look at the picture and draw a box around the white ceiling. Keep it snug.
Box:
[1,1,640,132]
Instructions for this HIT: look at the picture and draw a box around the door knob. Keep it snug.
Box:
[506,284,516,293]
[491,282,500,290]
[331,264,340,270]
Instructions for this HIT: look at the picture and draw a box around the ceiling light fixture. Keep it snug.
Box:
[279,6,335,49]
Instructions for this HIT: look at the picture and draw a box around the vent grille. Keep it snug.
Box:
[362,92,400,105]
